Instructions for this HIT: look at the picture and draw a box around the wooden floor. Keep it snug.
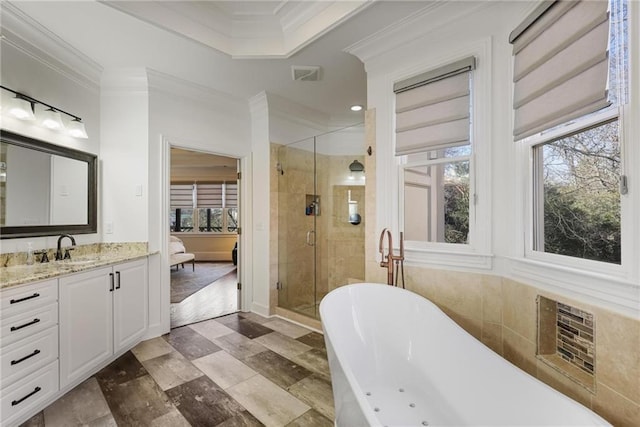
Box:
[170,264,238,328]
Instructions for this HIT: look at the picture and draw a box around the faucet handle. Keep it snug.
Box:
[63,247,75,260]
[34,250,49,263]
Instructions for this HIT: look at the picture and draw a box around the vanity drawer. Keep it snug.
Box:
[1,326,58,388]
[0,303,58,347]
[1,279,58,319]
[0,360,58,427]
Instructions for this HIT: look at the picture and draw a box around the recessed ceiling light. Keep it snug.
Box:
[350,105,363,112]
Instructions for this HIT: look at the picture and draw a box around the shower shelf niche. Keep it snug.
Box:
[305,194,321,216]
[536,295,596,393]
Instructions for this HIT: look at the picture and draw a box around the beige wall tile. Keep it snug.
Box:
[481,274,502,324]
[593,382,640,427]
[481,321,503,356]
[409,268,482,323]
[536,295,557,356]
[503,326,537,377]
[595,308,640,405]
[502,278,537,342]
[449,313,481,340]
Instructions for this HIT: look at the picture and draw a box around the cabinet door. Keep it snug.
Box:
[113,259,148,353]
[59,267,113,388]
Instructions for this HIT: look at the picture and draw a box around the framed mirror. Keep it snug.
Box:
[0,130,97,239]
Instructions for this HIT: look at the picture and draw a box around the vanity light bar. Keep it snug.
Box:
[0,85,88,139]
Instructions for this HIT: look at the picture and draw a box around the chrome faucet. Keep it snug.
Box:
[55,234,76,261]
[378,228,405,288]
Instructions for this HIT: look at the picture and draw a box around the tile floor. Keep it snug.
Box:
[20,313,334,427]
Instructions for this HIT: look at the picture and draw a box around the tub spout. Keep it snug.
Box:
[379,228,404,288]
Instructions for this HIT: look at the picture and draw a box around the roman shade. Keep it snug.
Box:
[196,183,223,208]
[225,183,238,208]
[510,0,611,140]
[170,184,194,209]
[194,182,237,208]
[394,56,475,156]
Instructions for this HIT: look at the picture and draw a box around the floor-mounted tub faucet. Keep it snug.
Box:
[55,234,76,261]
[378,228,405,288]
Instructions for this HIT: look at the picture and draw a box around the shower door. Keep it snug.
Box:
[276,123,366,320]
[277,136,320,317]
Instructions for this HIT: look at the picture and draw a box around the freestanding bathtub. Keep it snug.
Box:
[320,283,610,426]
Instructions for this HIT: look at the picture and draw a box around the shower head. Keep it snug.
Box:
[276,162,285,175]
[349,160,364,173]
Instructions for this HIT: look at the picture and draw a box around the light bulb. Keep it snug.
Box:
[67,118,88,138]
[40,108,64,130]
[7,97,35,120]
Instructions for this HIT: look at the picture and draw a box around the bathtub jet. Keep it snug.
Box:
[319,283,610,427]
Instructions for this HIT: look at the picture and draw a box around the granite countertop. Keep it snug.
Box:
[0,243,154,290]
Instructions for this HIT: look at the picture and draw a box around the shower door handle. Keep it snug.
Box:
[306,230,316,246]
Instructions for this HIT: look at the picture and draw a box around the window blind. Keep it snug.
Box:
[225,183,238,208]
[170,184,194,208]
[196,183,223,208]
[172,182,237,209]
[510,0,610,140]
[393,56,475,156]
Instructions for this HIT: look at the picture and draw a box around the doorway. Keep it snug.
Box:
[169,147,240,328]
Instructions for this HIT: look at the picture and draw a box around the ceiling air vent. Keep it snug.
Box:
[292,66,321,82]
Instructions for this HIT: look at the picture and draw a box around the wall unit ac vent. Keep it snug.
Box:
[291,66,321,81]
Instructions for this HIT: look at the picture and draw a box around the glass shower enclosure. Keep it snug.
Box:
[276,123,366,319]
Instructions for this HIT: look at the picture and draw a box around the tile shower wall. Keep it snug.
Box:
[271,143,365,312]
[364,264,640,426]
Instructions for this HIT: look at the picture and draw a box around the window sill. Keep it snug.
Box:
[507,257,639,318]
[404,246,493,271]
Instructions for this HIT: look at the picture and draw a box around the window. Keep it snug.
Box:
[395,57,476,245]
[533,117,621,264]
[170,182,238,233]
[403,146,471,243]
[512,0,628,266]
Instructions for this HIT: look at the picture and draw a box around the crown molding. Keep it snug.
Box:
[267,92,330,132]
[101,0,370,59]
[100,68,148,97]
[278,1,372,57]
[344,1,487,69]
[1,2,102,91]
[146,68,248,115]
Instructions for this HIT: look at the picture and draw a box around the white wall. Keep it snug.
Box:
[147,70,251,335]
[0,7,101,253]
[100,68,149,244]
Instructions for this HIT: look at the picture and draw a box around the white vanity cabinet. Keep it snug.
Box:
[0,279,59,427]
[59,258,148,388]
